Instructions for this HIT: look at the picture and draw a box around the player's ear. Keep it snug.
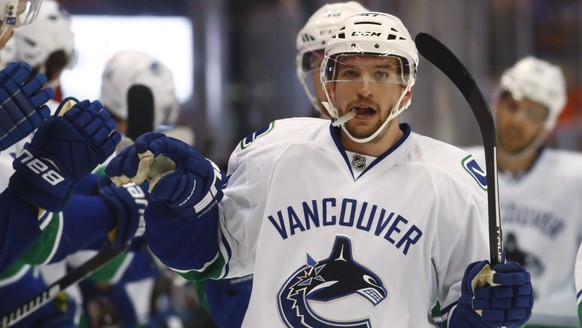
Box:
[403,86,413,104]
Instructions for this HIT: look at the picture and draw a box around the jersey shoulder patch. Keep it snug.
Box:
[239,122,275,150]
[462,154,487,190]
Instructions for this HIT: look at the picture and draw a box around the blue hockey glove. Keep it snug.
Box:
[0,62,54,150]
[452,260,533,328]
[99,179,147,247]
[10,98,121,212]
[106,132,223,220]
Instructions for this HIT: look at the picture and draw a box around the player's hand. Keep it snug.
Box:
[106,132,223,219]
[98,177,147,247]
[0,62,54,150]
[453,260,533,328]
[9,98,121,212]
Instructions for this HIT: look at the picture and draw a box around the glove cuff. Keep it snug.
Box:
[9,171,74,212]
[99,182,147,247]
[11,146,75,212]
[449,305,493,328]
[194,160,223,217]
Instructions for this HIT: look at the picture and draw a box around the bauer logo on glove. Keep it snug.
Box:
[9,97,121,212]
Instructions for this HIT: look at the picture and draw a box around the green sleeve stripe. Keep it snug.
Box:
[19,213,62,264]
[172,253,226,283]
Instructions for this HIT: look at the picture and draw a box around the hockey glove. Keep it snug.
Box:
[10,98,122,212]
[451,260,533,328]
[106,132,223,220]
[99,179,147,247]
[0,62,54,150]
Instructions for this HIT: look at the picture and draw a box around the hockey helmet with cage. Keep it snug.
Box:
[0,0,43,49]
[296,2,368,116]
[321,12,419,124]
[10,0,76,70]
[499,56,566,130]
[100,50,180,132]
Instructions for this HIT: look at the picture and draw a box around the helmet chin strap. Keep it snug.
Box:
[325,84,411,144]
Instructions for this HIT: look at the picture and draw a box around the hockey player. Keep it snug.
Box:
[0,4,149,326]
[0,0,52,151]
[466,56,580,327]
[4,0,75,104]
[107,11,534,328]
[0,0,65,267]
[199,4,372,327]
[75,50,183,328]
[296,1,367,118]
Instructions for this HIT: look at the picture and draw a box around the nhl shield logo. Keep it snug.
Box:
[351,154,366,171]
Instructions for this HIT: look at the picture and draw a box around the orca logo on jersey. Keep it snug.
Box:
[277,236,386,327]
[462,155,487,190]
[240,122,275,149]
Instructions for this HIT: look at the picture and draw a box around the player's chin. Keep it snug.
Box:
[346,125,376,139]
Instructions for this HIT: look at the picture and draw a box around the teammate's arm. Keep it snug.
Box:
[0,188,43,272]
[0,98,120,272]
[17,181,147,266]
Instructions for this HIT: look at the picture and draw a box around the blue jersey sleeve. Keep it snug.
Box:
[20,194,118,265]
[0,187,42,272]
[145,206,221,278]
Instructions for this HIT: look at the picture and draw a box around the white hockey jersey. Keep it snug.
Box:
[467,146,582,327]
[218,118,490,327]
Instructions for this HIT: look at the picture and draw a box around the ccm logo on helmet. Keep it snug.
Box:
[352,31,381,37]
[16,149,65,186]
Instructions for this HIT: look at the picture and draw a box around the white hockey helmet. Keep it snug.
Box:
[296,2,368,116]
[100,50,180,131]
[321,11,418,142]
[10,0,75,69]
[499,56,566,130]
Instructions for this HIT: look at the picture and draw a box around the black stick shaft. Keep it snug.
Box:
[414,32,503,265]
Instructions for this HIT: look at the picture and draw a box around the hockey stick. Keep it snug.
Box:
[0,243,128,327]
[414,32,503,266]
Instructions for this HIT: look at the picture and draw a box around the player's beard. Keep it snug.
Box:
[498,125,539,154]
[497,126,546,161]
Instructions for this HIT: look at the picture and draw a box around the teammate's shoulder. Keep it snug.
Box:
[543,147,582,161]
[540,148,582,176]
[236,117,328,151]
